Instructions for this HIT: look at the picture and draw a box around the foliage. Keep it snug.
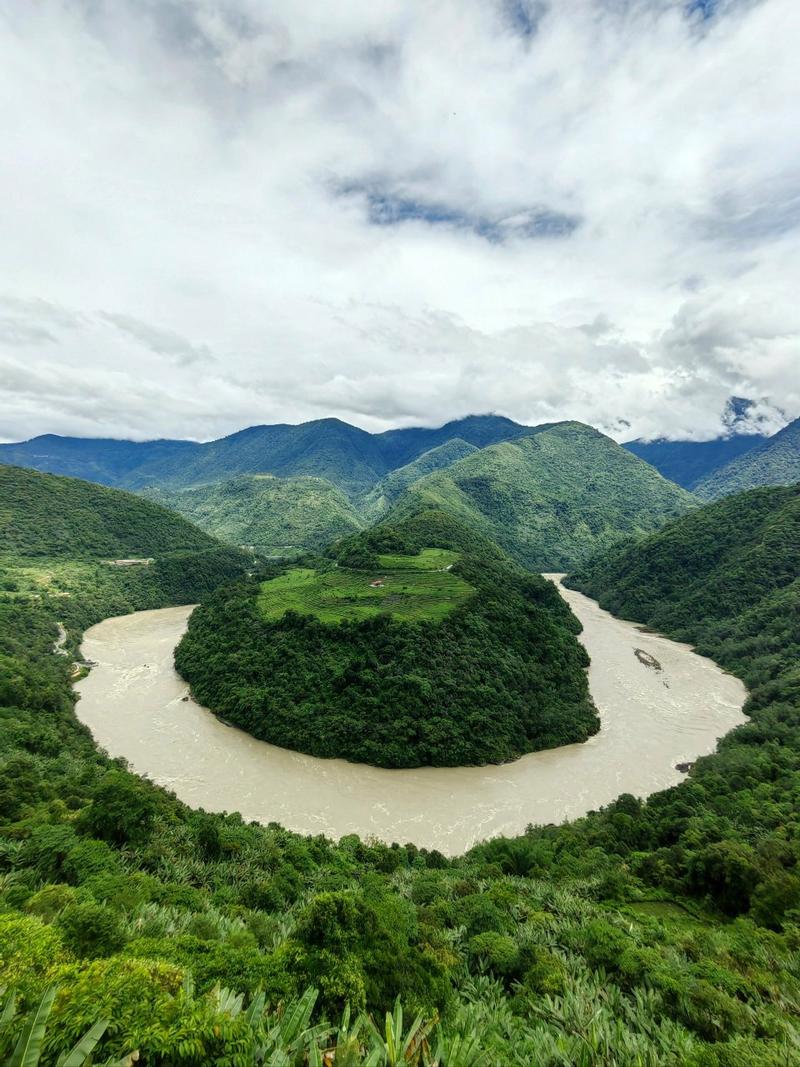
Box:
[359,439,479,521]
[142,474,364,558]
[175,522,597,767]
[387,422,696,569]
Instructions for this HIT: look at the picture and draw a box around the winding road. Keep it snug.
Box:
[73,576,746,854]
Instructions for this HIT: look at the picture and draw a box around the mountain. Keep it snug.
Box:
[124,418,389,498]
[0,464,247,612]
[175,511,598,768]
[387,422,696,570]
[374,414,535,468]
[693,415,800,499]
[0,434,198,487]
[0,414,535,499]
[358,437,479,520]
[565,482,799,708]
[144,474,364,556]
[624,433,768,490]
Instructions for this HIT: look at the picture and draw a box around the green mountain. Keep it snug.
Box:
[0,434,198,487]
[0,464,247,619]
[359,437,479,520]
[566,484,800,695]
[624,432,768,489]
[143,474,364,557]
[175,513,598,768]
[693,415,800,499]
[374,413,535,467]
[388,422,696,570]
[0,414,534,498]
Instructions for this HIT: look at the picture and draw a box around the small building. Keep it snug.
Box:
[370,579,385,588]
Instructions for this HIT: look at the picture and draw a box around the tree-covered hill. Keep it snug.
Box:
[0,465,248,620]
[388,422,696,570]
[0,464,238,558]
[564,483,800,703]
[175,515,598,767]
[358,437,479,520]
[694,415,800,499]
[0,434,198,487]
[143,474,364,557]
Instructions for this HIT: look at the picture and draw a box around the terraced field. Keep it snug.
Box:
[256,548,474,623]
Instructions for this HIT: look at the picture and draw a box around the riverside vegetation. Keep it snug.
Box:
[1,467,799,1063]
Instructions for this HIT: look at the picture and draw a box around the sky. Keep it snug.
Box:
[0,0,798,443]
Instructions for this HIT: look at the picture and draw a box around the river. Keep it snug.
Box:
[73,576,747,854]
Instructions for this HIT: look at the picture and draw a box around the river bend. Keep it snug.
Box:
[74,576,746,854]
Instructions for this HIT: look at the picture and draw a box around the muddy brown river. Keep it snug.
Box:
[74,576,747,854]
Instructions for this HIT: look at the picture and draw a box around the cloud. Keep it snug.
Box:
[0,0,798,444]
[100,313,213,365]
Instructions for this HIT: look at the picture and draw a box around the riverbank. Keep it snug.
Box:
[73,577,747,853]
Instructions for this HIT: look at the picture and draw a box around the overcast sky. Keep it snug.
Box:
[1,0,797,443]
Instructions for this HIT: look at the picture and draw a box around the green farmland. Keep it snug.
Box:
[256,548,474,623]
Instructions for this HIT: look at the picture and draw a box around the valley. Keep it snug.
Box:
[73,577,746,852]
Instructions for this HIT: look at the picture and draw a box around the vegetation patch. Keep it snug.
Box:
[257,549,472,624]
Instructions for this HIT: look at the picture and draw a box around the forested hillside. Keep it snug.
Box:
[0,465,232,558]
[0,466,248,640]
[175,515,598,767]
[1,475,800,1061]
[143,474,364,557]
[359,438,479,519]
[694,416,800,499]
[389,422,696,569]
[624,432,767,489]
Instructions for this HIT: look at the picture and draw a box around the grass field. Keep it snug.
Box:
[257,548,474,623]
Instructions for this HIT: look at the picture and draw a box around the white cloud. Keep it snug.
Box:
[0,0,798,443]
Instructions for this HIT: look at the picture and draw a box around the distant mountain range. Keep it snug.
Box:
[0,414,533,498]
[2,408,798,566]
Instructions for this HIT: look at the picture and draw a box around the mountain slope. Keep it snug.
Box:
[624,433,768,489]
[0,434,198,487]
[144,474,364,556]
[388,422,696,570]
[124,418,388,497]
[0,464,247,613]
[359,437,479,520]
[0,465,232,558]
[565,482,800,708]
[693,416,800,499]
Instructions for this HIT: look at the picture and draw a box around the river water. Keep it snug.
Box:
[73,576,746,854]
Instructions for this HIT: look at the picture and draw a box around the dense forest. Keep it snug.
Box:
[388,422,696,570]
[143,475,364,558]
[175,516,598,767]
[1,470,800,1063]
[0,465,237,559]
